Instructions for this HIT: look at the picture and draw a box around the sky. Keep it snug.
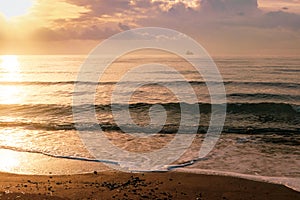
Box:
[0,0,300,56]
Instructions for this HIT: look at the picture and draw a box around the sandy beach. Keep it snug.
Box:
[0,171,299,200]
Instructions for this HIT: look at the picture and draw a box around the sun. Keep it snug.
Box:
[0,0,33,19]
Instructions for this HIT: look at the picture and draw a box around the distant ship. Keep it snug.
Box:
[186,50,194,55]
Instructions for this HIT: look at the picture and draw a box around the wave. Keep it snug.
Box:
[228,93,300,101]
[0,119,299,134]
[0,102,299,136]
[0,102,299,116]
[0,80,299,89]
[0,146,119,165]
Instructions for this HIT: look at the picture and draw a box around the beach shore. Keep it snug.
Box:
[0,171,299,200]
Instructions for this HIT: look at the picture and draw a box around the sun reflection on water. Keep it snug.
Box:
[0,55,23,104]
[1,55,20,73]
[0,56,26,172]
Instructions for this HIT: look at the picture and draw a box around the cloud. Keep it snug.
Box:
[1,0,300,55]
[132,0,300,55]
[258,0,300,13]
[201,0,259,14]
[32,0,300,56]
[31,0,89,21]
[118,23,131,31]
[32,27,66,41]
[259,11,300,29]
[65,0,131,16]
[137,0,300,30]
[49,0,300,37]
[32,25,119,41]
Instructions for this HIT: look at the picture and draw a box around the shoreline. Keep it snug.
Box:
[0,171,299,200]
[174,168,300,192]
[0,148,299,193]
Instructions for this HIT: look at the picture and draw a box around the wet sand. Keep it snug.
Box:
[0,171,299,200]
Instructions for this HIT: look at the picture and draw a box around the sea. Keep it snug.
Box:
[0,54,299,190]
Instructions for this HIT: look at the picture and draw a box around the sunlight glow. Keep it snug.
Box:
[0,55,23,104]
[0,149,20,171]
[0,55,20,73]
[0,0,33,19]
[0,85,22,104]
[151,0,199,11]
